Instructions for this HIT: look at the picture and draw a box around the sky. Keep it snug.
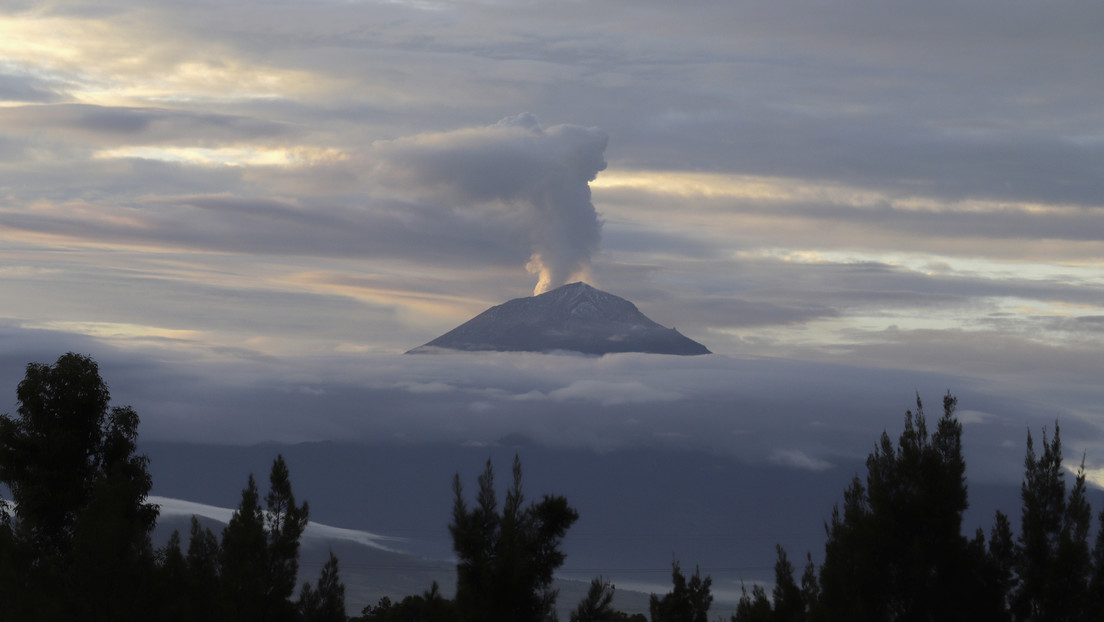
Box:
[1,0,1104,488]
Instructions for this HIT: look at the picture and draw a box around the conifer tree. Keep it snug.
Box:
[220,474,268,622]
[648,562,713,622]
[816,393,989,621]
[1089,510,1104,621]
[732,584,770,622]
[770,546,806,622]
[219,455,310,622]
[989,511,1016,599]
[264,454,310,621]
[185,516,222,620]
[299,550,346,622]
[571,577,618,622]
[450,454,578,622]
[158,531,191,621]
[798,552,818,618]
[1011,425,1093,622]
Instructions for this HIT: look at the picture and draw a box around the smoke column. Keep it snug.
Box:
[373,114,608,294]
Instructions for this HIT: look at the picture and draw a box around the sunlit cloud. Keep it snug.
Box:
[592,170,885,205]
[22,321,203,344]
[94,146,348,167]
[0,11,340,109]
[282,270,493,325]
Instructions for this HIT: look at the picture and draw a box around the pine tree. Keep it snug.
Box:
[1089,510,1104,622]
[1011,424,1093,622]
[798,552,819,619]
[571,577,617,622]
[989,511,1016,607]
[158,531,191,621]
[299,550,346,622]
[732,584,770,622]
[450,454,578,622]
[217,455,311,622]
[815,393,991,622]
[264,454,310,621]
[771,546,806,622]
[186,516,222,620]
[220,473,268,622]
[648,562,713,622]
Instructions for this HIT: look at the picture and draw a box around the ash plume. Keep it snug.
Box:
[372,114,608,294]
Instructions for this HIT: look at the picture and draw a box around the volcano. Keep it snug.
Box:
[407,282,710,356]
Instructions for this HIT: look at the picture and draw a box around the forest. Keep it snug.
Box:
[2,353,1104,621]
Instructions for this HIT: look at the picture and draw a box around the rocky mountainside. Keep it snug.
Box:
[407,282,710,355]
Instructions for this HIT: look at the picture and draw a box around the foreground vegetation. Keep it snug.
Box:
[1,353,1103,621]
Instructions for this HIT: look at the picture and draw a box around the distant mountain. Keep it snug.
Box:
[407,282,710,355]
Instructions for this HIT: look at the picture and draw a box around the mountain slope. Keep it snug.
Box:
[408,282,710,355]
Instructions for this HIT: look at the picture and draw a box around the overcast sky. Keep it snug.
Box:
[1,0,1103,486]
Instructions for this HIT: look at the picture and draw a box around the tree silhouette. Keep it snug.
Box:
[450,454,578,622]
[649,561,713,622]
[816,392,999,621]
[1011,424,1093,622]
[298,550,346,622]
[218,455,311,622]
[264,454,310,620]
[0,352,158,620]
[571,577,618,622]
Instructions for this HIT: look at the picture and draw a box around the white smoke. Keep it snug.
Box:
[372,114,608,294]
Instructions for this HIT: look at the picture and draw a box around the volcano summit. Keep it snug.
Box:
[408,282,710,356]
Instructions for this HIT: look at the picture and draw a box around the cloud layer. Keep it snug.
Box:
[3,323,1099,491]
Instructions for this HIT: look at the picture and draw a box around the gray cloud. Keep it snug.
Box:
[0,326,1076,486]
[0,72,66,103]
[0,104,290,145]
[0,192,532,268]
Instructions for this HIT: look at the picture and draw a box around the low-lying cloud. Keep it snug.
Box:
[2,323,1094,488]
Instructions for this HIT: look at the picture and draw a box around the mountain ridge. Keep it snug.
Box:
[407,282,710,356]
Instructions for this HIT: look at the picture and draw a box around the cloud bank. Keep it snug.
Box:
[152,496,404,552]
[3,323,1098,489]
